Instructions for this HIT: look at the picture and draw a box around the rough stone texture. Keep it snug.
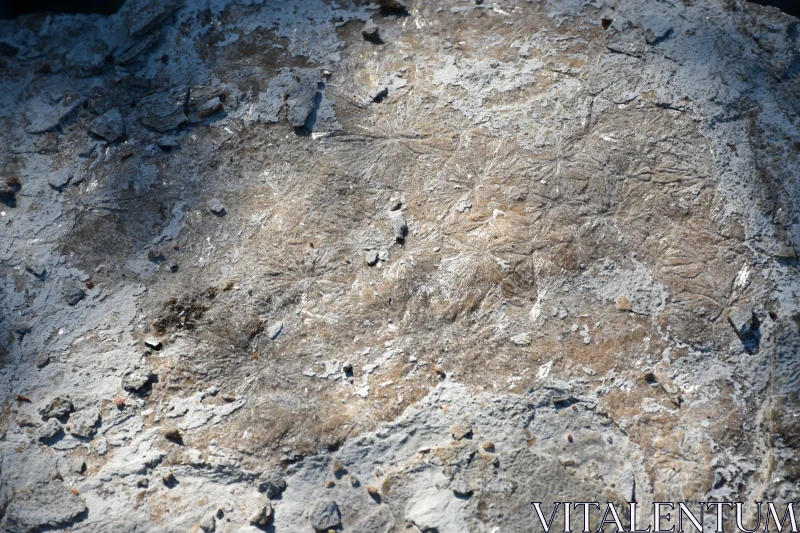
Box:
[63,284,85,306]
[121,366,153,392]
[88,108,125,143]
[36,418,62,441]
[69,407,100,438]
[47,169,72,190]
[0,481,87,532]
[0,0,799,531]
[309,499,341,530]
[39,397,72,419]
[256,469,287,499]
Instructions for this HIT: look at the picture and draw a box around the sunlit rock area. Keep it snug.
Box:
[0,0,799,531]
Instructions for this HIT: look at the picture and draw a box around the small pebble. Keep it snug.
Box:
[208,198,226,216]
[163,427,182,442]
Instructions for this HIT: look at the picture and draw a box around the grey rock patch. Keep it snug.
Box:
[309,499,340,531]
[124,0,181,37]
[197,512,216,532]
[365,250,379,266]
[287,75,320,128]
[510,333,531,346]
[24,94,85,134]
[40,397,73,419]
[157,137,180,150]
[64,39,109,77]
[115,32,160,65]
[268,321,283,340]
[35,352,50,368]
[197,97,223,118]
[70,408,100,438]
[122,366,154,392]
[35,132,58,154]
[257,469,287,499]
[70,457,87,474]
[451,476,473,497]
[63,284,85,306]
[0,481,87,532]
[138,88,188,132]
[388,211,408,241]
[728,306,759,339]
[88,108,125,143]
[36,418,62,441]
[208,198,226,216]
[362,19,380,42]
[248,500,273,526]
[47,169,72,191]
[351,506,395,533]
[450,423,472,441]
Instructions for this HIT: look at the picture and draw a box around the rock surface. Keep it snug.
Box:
[0,0,799,531]
[0,481,87,532]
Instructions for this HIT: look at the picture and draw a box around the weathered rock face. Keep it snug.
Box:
[0,0,799,531]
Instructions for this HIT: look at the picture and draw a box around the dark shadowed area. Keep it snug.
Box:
[0,0,125,19]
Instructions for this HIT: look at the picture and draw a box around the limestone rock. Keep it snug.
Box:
[362,19,380,42]
[47,169,72,191]
[256,470,287,499]
[36,418,62,441]
[88,108,125,143]
[197,97,223,118]
[208,198,226,216]
[388,211,408,241]
[727,306,759,339]
[124,0,181,37]
[450,424,472,441]
[121,367,154,392]
[351,506,395,533]
[115,33,160,65]
[138,88,188,132]
[248,500,273,526]
[40,397,72,419]
[0,481,87,532]
[63,284,85,306]
[69,408,100,438]
[309,499,340,531]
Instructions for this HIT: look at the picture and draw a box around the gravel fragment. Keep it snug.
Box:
[121,367,154,392]
[248,501,273,526]
[163,427,182,442]
[47,169,72,190]
[69,407,100,438]
[208,198,226,216]
[362,19,381,43]
[40,397,73,419]
[450,424,472,441]
[88,108,125,143]
[37,418,62,441]
[268,321,283,340]
[728,306,759,339]
[388,211,408,242]
[63,284,85,306]
[257,470,287,499]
